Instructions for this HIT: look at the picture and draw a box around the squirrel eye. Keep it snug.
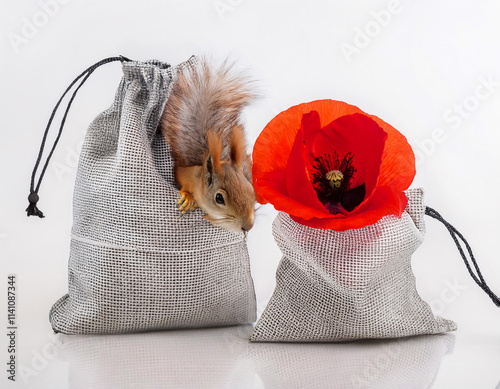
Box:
[215,193,225,205]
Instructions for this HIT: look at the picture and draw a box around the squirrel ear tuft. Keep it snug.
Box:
[206,129,222,170]
[205,155,214,187]
[229,125,246,170]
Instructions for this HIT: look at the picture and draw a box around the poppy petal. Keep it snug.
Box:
[257,171,339,221]
[378,131,416,191]
[290,186,408,231]
[285,111,330,214]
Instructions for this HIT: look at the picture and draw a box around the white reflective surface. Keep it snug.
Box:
[55,326,454,389]
[8,313,500,389]
[57,326,255,389]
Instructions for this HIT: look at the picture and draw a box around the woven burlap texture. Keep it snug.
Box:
[250,188,456,342]
[49,57,256,334]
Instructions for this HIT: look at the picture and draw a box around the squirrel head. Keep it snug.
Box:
[196,126,256,233]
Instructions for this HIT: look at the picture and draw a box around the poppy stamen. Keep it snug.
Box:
[310,152,362,215]
[326,170,343,189]
[311,152,356,194]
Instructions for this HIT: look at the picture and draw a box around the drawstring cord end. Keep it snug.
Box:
[26,56,129,221]
[425,206,500,308]
[26,192,44,218]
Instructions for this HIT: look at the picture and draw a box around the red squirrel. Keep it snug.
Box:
[160,58,256,233]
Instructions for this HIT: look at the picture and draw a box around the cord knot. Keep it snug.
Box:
[26,191,44,218]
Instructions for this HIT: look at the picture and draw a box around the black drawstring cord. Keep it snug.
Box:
[27,56,131,217]
[425,206,500,307]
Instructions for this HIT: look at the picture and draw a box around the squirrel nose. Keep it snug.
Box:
[241,213,255,233]
[241,221,254,232]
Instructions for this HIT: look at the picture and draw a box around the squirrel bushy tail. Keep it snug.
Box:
[161,57,255,168]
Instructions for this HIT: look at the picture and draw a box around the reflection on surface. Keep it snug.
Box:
[57,327,454,389]
[57,325,255,389]
[246,334,455,389]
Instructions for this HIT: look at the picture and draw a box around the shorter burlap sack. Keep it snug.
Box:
[250,188,456,342]
[33,56,256,334]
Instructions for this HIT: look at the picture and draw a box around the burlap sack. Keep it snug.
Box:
[250,188,456,342]
[49,57,256,334]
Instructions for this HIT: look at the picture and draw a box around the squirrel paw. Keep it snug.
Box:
[177,191,197,215]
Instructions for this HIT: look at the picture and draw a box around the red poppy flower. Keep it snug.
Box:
[252,100,415,230]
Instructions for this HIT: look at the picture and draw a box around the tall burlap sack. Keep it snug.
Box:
[250,188,456,342]
[49,57,256,334]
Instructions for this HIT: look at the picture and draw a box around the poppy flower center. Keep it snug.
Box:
[310,152,366,215]
[326,170,344,189]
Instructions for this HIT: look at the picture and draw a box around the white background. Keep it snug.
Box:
[1,0,500,388]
